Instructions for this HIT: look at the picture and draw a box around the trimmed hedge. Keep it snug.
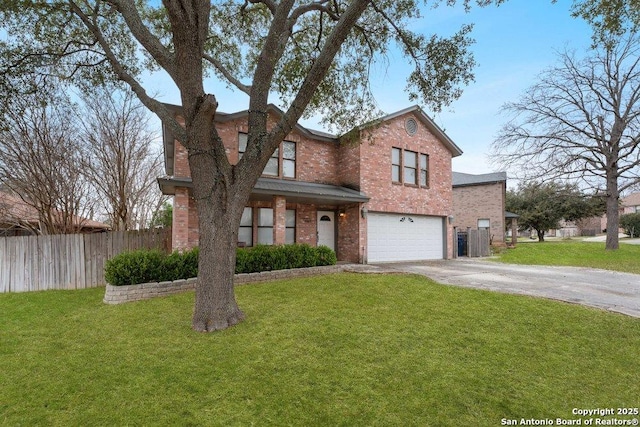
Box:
[105,244,337,286]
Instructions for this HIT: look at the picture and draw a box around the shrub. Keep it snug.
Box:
[104,249,167,287]
[620,213,640,238]
[106,244,337,285]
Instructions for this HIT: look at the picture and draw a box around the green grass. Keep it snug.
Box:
[2,273,639,426]
[496,240,640,274]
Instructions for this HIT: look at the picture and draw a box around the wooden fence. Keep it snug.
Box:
[0,229,171,293]
[455,228,491,258]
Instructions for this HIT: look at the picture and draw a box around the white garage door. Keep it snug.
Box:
[367,213,444,263]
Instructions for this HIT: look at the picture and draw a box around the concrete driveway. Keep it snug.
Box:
[378,259,640,318]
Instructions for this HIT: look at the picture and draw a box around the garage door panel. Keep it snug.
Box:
[367,213,443,262]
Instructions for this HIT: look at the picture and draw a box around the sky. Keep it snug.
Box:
[144,0,595,177]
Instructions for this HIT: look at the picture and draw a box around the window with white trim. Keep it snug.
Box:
[257,208,274,245]
[238,207,253,247]
[238,133,296,178]
[392,147,429,188]
[285,209,296,244]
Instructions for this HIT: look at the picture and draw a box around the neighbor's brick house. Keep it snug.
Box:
[158,104,463,263]
[452,172,510,246]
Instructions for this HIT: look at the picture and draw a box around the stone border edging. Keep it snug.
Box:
[103,264,352,304]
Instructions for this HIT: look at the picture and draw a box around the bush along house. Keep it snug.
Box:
[157,104,462,263]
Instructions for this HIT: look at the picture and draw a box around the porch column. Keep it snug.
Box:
[511,218,518,246]
[273,195,286,245]
[172,188,191,251]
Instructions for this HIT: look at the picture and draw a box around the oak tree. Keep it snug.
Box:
[2,0,501,331]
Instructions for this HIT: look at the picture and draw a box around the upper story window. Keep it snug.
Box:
[392,148,401,183]
[392,147,429,188]
[238,133,296,178]
[404,150,417,184]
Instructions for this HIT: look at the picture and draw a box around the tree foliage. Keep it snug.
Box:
[571,0,640,44]
[506,181,604,242]
[620,212,640,238]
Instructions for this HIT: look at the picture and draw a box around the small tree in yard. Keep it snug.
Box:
[0,86,94,235]
[80,87,166,231]
[620,213,640,238]
[507,181,604,242]
[1,0,505,331]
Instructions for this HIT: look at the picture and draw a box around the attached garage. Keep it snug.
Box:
[367,213,445,263]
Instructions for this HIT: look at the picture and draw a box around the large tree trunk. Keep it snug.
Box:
[536,229,545,242]
[185,100,253,332]
[604,169,620,250]
[191,193,246,332]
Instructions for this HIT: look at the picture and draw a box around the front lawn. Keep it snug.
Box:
[2,273,639,426]
[496,240,640,274]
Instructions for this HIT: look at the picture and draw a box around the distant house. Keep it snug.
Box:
[158,104,463,263]
[621,193,640,215]
[0,192,109,236]
[451,172,511,246]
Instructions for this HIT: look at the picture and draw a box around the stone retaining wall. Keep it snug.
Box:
[103,264,348,304]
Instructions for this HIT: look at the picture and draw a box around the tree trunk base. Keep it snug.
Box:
[192,307,245,332]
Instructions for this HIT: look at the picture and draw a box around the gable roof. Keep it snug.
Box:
[161,103,463,175]
[359,105,463,158]
[452,171,507,187]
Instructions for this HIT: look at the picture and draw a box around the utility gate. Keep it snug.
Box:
[455,228,490,257]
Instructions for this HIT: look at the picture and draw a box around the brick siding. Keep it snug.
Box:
[452,181,506,245]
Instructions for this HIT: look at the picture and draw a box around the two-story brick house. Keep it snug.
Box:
[158,104,462,263]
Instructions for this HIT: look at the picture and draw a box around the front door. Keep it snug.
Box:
[317,210,335,251]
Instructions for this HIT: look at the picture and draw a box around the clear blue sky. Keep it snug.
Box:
[146,0,594,176]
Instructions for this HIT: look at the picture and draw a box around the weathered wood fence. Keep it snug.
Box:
[455,228,491,258]
[0,229,171,293]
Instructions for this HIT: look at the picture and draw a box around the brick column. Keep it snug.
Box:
[273,196,286,245]
[173,188,190,251]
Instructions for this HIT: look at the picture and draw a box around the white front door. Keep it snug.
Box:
[317,210,335,251]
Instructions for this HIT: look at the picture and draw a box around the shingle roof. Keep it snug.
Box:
[452,171,507,187]
[157,177,369,204]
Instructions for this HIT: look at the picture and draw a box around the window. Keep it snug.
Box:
[420,154,429,187]
[283,141,296,178]
[285,209,296,244]
[392,147,429,188]
[404,150,417,185]
[238,207,253,246]
[238,133,296,178]
[263,148,279,176]
[392,148,401,183]
[257,208,274,245]
[478,219,491,229]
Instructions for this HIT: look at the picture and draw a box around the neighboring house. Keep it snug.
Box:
[548,216,603,238]
[451,172,510,246]
[0,191,110,236]
[158,104,463,263]
[620,192,640,215]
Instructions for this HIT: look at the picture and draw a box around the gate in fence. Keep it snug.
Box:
[455,228,490,258]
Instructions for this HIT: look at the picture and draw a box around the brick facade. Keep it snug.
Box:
[161,105,461,262]
[452,181,506,245]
